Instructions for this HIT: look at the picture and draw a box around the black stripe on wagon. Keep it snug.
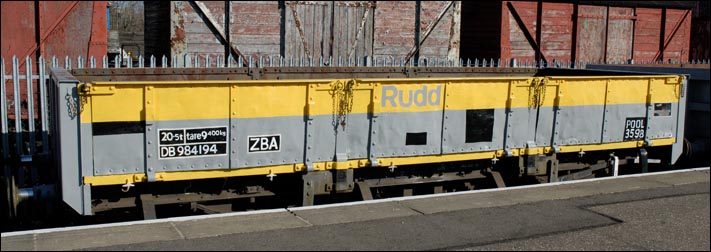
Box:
[92,121,145,136]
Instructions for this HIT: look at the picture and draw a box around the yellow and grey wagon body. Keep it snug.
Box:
[49,67,686,216]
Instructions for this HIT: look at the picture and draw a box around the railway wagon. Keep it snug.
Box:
[44,67,686,219]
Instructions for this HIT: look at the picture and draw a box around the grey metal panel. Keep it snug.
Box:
[307,115,336,163]
[503,108,533,150]
[603,103,647,143]
[233,116,305,168]
[93,133,145,175]
[648,103,677,139]
[307,112,372,163]
[372,111,443,158]
[79,122,94,215]
[535,106,556,147]
[345,113,371,159]
[441,108,507,154]
[50,68,91,215]
[556,105,606,145]
[672,78,687,164]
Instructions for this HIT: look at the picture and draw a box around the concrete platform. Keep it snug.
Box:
[2,168,709,251]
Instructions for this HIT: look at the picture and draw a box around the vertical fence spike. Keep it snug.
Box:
[52,56,58,68]
[162,55,168,68]
[138,55,144,68]
[38,56,48,154]
[65,56,70,69]
[12,56,22,155]
[25,56,35,154]
[103,55,108,68]
[150,55,156,68]
[1,57,7,159]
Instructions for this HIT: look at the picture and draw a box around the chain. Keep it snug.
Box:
[329,80,355,130]
[529,79,546,108]
[65,92,78,119]
[65,91,87,119]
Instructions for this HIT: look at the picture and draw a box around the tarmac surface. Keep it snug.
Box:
[2,167,709,251]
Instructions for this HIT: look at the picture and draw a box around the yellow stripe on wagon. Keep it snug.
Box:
[80,75,681,123]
